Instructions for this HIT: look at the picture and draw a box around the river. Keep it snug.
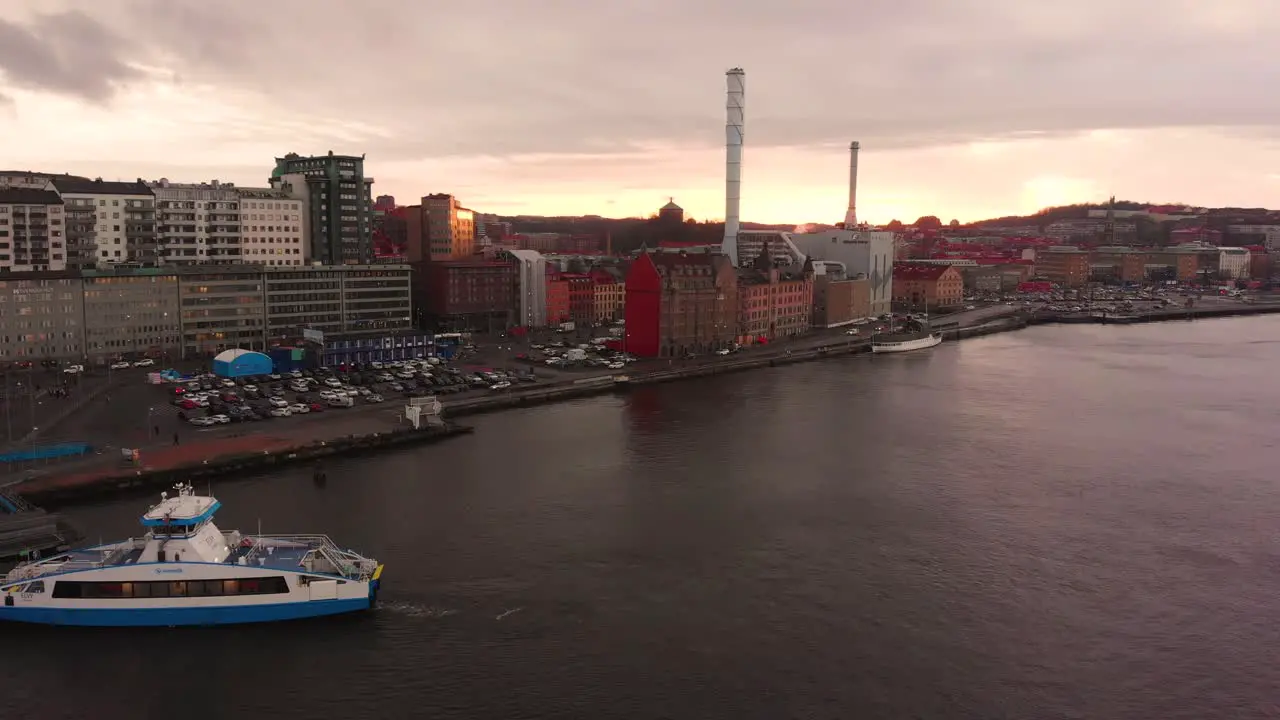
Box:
[6,317,1280,719]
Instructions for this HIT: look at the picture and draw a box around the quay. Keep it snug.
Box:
[11,420,472,508]
[1031,301,1280,325]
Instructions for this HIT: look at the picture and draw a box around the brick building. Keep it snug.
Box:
[561,273,595,324]
[812,264,870,327]
[736,253,814,344]
[590,268,625,323]
[1034,246,1091,287]
[624,251,737,358]
[412,259,514,331]
[546,269,570,325]
[891,263,964,308]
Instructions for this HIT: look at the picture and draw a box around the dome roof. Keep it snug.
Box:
[660,198,682,211]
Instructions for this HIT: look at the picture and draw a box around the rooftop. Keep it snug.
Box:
[50,177,153,196]
[0,188,63,205]
[893,264,954,281]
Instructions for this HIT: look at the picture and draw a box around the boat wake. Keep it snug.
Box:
[377,600,459,619]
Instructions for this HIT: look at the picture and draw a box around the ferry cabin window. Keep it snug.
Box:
[52,577,289,599]
[20,581,45,594]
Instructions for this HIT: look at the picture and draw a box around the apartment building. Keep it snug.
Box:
[591,268,625,323]
[0,187,66,272]
[271,152,374,264]
[422,194,475,260]
[737,254,814,343]
[150,179,241,265]
[50,178,157,266]
[238,183,308,266]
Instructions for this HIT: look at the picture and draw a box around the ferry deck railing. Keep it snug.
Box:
[5,541,139,582]
[241,534,378,581]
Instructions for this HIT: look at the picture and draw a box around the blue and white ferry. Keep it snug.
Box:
[0,482,383,626]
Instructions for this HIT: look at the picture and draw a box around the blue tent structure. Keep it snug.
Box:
[212,349,273,378]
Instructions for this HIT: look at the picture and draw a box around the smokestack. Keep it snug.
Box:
[844,141,860,229]
[722,68,745,266]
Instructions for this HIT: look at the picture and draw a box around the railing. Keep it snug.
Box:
[5,541,140,582]
[244,534,378,580]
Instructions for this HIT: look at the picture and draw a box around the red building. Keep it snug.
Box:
[412,260,515,331]
[546,269,570,324]
[561,273,595,323]
[624,251,737,358]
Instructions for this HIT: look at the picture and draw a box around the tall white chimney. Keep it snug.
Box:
[722,68,745,266]
[843,141,860,228]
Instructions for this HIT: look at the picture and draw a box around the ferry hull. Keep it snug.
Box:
[0,595,372,627]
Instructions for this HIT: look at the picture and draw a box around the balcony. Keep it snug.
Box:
[127,226,158,238]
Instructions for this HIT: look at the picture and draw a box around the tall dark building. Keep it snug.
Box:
[271,151,374,264]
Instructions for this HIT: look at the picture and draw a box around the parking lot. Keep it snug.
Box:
[157,358,545,430]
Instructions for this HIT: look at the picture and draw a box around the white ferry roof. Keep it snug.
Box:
[140,492,220,527]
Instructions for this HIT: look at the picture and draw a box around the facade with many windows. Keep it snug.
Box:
[271,152,374,265]
[82,271,181,361]
[0,265,413,364]
[0,274,85,361]
[50,178,157,267]
[0,188,66,272]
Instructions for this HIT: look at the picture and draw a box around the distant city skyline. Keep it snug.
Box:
[3,1,1279,225]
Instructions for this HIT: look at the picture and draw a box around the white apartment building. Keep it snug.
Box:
[0,187,67,271]
[150,179,242,265]
[50,177,157,266]
[1219,247,1251,280]
[237,181,308,266]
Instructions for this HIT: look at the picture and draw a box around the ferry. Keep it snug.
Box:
[871,311,943,354]
[0,482,383,626]
[871,332,942,354]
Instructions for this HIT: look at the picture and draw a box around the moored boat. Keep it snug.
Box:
[871,332,943,353]
[0,482,383,627]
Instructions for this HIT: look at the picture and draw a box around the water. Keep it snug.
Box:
[7,317,1280,719]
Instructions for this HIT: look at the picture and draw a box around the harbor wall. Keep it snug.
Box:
[17,423,474,508]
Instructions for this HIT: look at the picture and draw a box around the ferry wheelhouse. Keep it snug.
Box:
[0,483,383,627]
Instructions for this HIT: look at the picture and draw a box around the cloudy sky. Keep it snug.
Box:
[2,1,1279,225]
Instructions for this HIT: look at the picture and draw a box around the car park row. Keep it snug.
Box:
[167,359,541,426]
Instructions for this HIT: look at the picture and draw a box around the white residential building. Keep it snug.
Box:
[237,180,308,266]
[1218,247,1251,280]
[0,187,67,271]
[504,249,547,327]
[150,179,242,265]
[50,177,157,266]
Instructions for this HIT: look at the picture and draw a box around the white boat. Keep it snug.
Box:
[871,332,942,353]
[0,482,383,627]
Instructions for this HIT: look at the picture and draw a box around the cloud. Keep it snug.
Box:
[0,9,144,103]
[2,0,1270,157]
[3,0,1280,224]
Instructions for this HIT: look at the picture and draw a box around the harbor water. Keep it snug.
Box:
[6,316,1280,719]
